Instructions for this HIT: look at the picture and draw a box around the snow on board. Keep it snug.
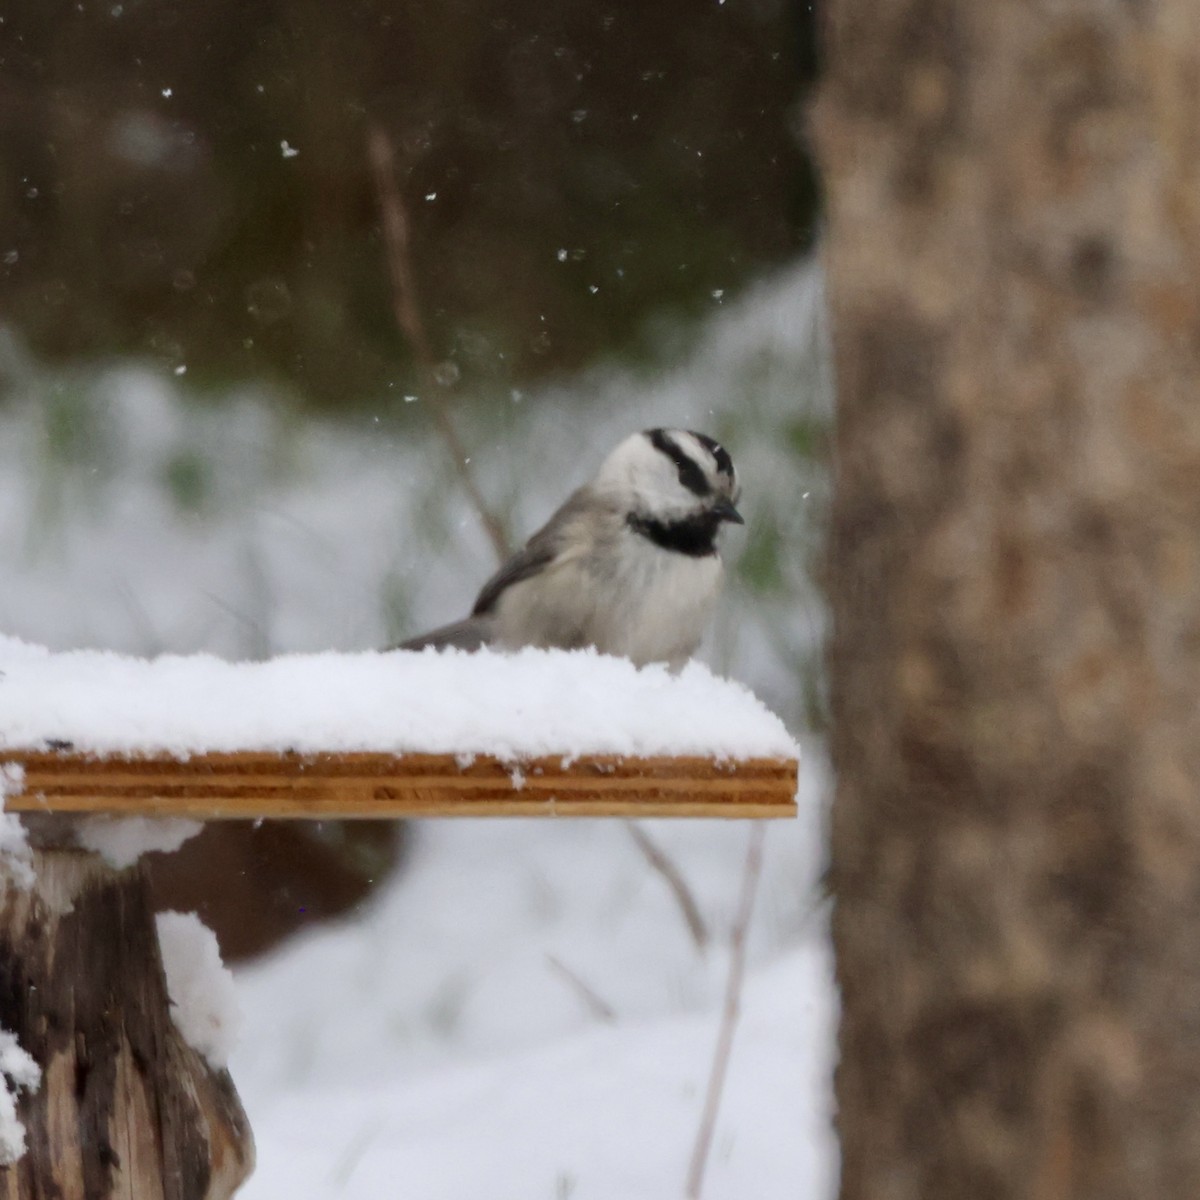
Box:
[0,636,796,760]
[0,636,799,819]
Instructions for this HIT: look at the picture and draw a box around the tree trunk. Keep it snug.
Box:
[0,851,254,1199]
[816,3,1200,1198]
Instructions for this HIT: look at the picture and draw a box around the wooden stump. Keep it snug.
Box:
[0,849,254,1200]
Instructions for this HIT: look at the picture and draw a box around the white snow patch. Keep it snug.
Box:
[157,911,241,1069]
[0,1028,41,1165]
[237,945,836,1200]
[76,816,203,870]
[0,764,32,889]
[0,638,799,762]
[0,815,33,889]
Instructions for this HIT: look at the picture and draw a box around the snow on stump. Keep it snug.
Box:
[0,640,798,1198]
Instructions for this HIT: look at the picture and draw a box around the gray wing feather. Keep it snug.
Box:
[395,617,492,653]
[471,488,591,616]
[396,487,599,651]
[471,543,556,617]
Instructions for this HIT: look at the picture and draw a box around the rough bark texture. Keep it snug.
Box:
[816,3,1200,1198]
[0,851,254,1200]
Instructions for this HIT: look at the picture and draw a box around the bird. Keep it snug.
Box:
[398,427,743,669]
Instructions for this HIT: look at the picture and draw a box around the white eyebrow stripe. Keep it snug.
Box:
[674,432,711,472]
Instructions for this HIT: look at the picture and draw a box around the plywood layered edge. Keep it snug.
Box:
[0,750,799,819]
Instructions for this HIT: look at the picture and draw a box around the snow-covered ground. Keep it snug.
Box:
[244,942,833,1200]
[232,773,835,1200]
[0,259,838,1196]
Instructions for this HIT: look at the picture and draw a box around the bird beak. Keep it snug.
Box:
[713,499,744,525]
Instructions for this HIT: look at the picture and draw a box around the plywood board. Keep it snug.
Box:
[0,750,799,819]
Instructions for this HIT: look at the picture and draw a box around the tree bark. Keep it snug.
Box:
[816,3,1200,1198]
[0,851,254,1200]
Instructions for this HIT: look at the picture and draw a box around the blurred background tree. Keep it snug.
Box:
[0,0,818,408]
[819,1,1200,1196]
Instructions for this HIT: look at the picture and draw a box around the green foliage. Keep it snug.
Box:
[735,508,786,596]
[41,381,111,470]
[161,450,212,515]
[784,414,829,461]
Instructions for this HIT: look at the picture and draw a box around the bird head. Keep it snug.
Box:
[595,428,742,527]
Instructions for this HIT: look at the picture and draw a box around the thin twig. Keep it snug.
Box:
[626,822,709,952]
[685,824,767,1200]
[545,953,618,1024]
[366,122,510,565]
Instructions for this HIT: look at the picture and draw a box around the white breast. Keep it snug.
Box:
[593,534,722,667]
[491,529,723,668]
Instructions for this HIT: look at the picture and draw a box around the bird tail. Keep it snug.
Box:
[392,617,492,653]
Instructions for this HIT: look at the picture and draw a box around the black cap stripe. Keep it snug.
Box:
[647,428,711,497]
[689,431,734,479]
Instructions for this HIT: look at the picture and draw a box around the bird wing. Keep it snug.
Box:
[395,616,492,652]
[471,488,593,617]
[395,488,601,652]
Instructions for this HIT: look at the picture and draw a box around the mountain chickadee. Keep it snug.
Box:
[399,428,743,668]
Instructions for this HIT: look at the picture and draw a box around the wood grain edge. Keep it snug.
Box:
[0,750,800,820]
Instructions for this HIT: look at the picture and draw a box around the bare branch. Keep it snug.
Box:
[685,823,767,1200]
[545,953,618,1024]
[626,821,709,952]
[366,122,510,565]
